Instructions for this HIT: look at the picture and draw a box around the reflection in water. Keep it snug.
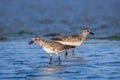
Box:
[36,56,88,80]
[35,65,65,80]
[64,55,87,64]
[43,65,65,75]
[66,56,85,60]
[37,76,62,80]
[43,65,65,71]
[41,56,87,75]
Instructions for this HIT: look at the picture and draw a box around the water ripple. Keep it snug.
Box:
[0,40,120,80]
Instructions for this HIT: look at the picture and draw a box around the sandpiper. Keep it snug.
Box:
[52,28,94,56]
[29,37,73,64]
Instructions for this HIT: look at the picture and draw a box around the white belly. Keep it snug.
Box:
[43,47,55,53]
[56,41,83,46]
[43,47,64,54]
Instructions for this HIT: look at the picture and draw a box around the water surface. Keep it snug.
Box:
[0,40,119,80]
[0,0,120,80]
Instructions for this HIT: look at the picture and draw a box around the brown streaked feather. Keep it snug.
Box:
[42,41,73,51]
[51,34,83,42]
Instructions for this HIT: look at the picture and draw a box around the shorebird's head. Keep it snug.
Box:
[82,28,94,35]
[29,37,41,44]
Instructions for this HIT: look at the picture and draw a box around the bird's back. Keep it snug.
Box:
[51,34,85,46]
[53,34,83,41]
[42,41,74,54]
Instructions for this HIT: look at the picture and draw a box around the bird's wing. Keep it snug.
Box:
[51,34,80,41]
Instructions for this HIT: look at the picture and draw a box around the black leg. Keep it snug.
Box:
[58,56,61,65]
[65,50,68,56]
[49,56,52,64]
[72,49,74,56]
[56,53,61,65]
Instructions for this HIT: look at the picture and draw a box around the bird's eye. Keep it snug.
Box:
[35,39,38,41]
[86,30,89,32]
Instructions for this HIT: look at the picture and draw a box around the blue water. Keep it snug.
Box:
[0,40,120,80]
[0,0,120,80]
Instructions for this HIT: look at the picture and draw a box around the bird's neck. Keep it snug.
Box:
[82,32,88,37]
[38,40,45,47]
[78,33,87,41]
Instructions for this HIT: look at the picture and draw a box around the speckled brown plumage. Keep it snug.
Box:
[29,37,73,64]
[51,28,94,56]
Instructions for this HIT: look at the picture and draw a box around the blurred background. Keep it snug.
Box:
[0,1,120,80]
[0,0,120,41]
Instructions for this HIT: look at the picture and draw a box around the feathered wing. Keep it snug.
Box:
[47,41,75,49]
[42,41,75,53]
[51,34,83,42]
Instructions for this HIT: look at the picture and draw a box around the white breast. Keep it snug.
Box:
[43,47,55,53]
[56,41,84,46]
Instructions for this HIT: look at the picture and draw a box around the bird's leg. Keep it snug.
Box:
[58,56,61,65]
[65,50,68,56]
[56,53,61,65]
[49,54,52,64]
[72,49,74,56]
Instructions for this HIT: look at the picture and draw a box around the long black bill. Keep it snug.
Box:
[89,32,94,35]
[29,41,34,44]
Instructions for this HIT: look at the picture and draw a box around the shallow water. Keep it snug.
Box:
[0,40,120,80]
[0,0,120,80]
